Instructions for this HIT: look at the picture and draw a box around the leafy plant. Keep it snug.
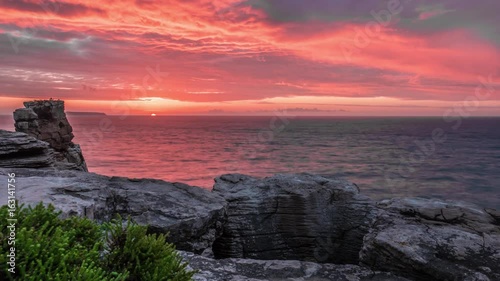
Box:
[0,203,194,281]
[102,217,194,281]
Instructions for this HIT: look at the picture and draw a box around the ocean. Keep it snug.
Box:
[1,115,499,209]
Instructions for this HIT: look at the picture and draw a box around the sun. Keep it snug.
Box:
[151,113,157,117]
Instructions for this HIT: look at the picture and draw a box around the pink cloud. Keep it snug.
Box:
[0,0,498,115]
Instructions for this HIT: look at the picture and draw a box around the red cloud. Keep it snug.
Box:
[0,0,498,115]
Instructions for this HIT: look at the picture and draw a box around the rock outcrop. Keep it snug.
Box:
[212,173,376,264]
[179,251,410,281]
[1,167,499,280]
[360,198,500,281]
[0,168,226,254]
[0,130,55,168]
[13,99,87,171]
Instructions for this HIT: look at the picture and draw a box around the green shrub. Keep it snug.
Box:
[103,217,194,281]
[0,203,194,281]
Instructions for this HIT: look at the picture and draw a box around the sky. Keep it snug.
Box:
[0,0,498,116]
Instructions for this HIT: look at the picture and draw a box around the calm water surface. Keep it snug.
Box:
[1,115,499,208]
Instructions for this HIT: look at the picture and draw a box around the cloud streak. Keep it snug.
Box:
[0,0,498,115]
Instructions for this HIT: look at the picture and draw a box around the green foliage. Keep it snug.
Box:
[0,203,194,281]
[103,217,194,281]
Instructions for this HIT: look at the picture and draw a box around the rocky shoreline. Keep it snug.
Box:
[1,100,499,281]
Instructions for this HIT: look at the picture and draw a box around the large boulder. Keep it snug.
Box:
[0,168,227,254]
[211,173,377,264]
[179,251,410,281]
[97,176,227,253]
[360,198,500,281]
[0,130,55,168]
[13,99,88,171]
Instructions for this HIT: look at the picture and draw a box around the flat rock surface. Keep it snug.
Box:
[180,251,410,281]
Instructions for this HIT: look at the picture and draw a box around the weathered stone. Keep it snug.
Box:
[62,144,88,171]
[24,100,67,122]
[0,130,55,168]
[212,173,377,264]
[0,160,499,280]
[179,251,410,281]
[485,208,500,225]
[13,99,87,171]
[99,177,227,253]
[360,198,500,281]
[61,134,73,143]
[14,121,30,131]
[13,108,37,121]
[0,168,227,254]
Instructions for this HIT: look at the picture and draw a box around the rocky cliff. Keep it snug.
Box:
[0,167,498,281]
[211,174,375,264]
[13,99,87,171]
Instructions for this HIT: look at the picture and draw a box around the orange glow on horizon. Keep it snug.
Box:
[0,0,498,115]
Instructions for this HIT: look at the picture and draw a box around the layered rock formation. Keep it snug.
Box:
[0,168,225,254]
[1,168,498,280]
[211,174,376,264]
[210,174,500,280]
[0,130,55,168]
[13,99,87,171]
[360,198,500,281]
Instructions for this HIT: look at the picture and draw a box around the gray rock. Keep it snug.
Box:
[360,198,500,281]
[212,173,377,264]
[57,143,88,171]
[179,251,410,281]
[0,168,226,254]
[13,99,87,171]
[485,208,500,225]
[13,108,38,121]
[0,130,55,168]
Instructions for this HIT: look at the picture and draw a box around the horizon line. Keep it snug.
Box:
[1,114,500,118]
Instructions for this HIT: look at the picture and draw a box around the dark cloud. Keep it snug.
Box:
[246,0,499,44]
[1,0,106,17]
